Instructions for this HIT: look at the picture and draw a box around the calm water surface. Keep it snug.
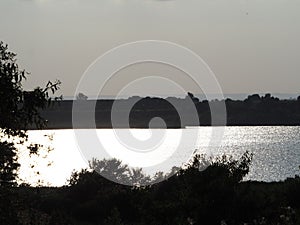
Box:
[18,126,300,186]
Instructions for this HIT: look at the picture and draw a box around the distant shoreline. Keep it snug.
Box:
[29,124,300,130]
[31,94,300,129]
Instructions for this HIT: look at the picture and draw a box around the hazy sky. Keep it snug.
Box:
[1,0,300,97]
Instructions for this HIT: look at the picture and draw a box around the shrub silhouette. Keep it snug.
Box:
[0,41,61,224]
[63,152,255,225]
[4,151,300,224]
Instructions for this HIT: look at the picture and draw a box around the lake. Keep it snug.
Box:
[17,126,300,186]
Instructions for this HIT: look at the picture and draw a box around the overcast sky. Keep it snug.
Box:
[1,0,300,97]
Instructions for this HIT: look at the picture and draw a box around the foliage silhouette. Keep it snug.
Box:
[70,158,174,187]
[2,151,300,224]
[0,41,61,186]
[0,41,61,224]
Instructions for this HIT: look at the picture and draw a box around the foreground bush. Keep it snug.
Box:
[3,151,300,225]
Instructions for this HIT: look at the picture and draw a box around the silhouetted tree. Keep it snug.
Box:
[0,41,61,185]
[66,152,254,224]
[245,94,261,103]
[0,41,61,224]
[76,92,88,100]
[186,92,199,103]
[264,93,271,100]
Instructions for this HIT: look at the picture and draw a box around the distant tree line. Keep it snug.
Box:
[40,93,300,128]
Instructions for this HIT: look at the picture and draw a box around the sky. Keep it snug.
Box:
[1,0,300,98]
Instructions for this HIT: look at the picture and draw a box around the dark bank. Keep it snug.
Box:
[37,93,300,129]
